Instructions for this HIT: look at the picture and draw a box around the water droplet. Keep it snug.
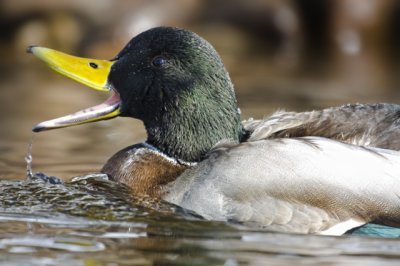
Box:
[25,134,35,179]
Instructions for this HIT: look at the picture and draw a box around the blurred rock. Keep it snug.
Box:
[13,13,83,63]
[2,0,202,61]
[330,0,396,97]
[201,0,302,70]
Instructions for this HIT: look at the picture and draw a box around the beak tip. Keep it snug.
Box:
[32,124,44,133]
[26,45,38,54]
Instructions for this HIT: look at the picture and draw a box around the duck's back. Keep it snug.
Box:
[163,137,400,234]
[243,103,400,150]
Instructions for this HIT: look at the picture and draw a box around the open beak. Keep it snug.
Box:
[27,46,121,132]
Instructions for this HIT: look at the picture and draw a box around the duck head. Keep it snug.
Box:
[29,27,244,162]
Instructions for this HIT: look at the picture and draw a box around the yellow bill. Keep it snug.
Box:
[27,46,121,132]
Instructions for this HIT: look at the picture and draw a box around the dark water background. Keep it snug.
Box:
[1,1,400,265]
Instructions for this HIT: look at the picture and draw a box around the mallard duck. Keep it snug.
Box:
[28,27,400,235]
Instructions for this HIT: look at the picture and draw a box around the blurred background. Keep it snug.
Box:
[1,0,400,180]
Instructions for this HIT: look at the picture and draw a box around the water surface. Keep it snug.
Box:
[1,175,400,266]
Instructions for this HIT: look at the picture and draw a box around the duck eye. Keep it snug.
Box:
[151,56,168,68]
